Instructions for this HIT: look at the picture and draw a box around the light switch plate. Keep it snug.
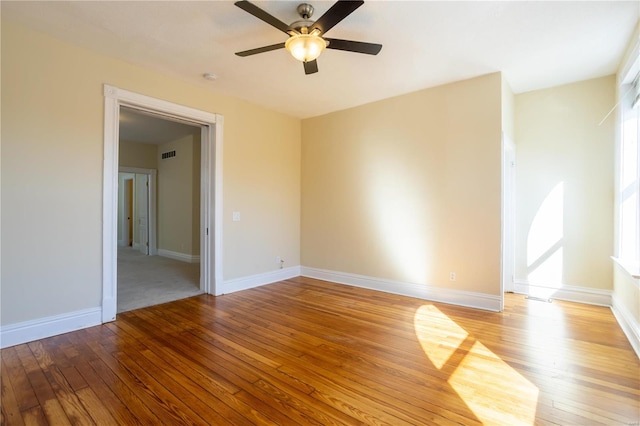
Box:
[232,211,241,221]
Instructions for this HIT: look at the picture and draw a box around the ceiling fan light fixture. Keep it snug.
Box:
[234,0,381,75]
[285,33,327,62]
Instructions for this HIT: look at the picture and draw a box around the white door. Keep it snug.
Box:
[135,174,149,255]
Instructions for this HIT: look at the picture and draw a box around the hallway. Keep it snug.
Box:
[117,247,202,313]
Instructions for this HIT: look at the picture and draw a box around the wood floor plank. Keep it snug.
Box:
[158,329,342,424]
[1,358,25,426]
[73,387,118,425]
[40,398,72,426]
[127,328,306,425]
[299,345,476,424]
[97,325,243,425]
[120,312,261,389]
[1,347,39,413]
[137,346,274,425]
[171,329,345,425]
[249,378,362,426]
[84,338,203,425]
[13,344,72,425]
[106,320,242,395]
[112,350,218,426]
[2,277,639,425]
[27,341,95,425]
[73,361,143,425]
[20,406,47,426]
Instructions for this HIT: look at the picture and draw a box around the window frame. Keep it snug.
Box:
[615,44,640,276]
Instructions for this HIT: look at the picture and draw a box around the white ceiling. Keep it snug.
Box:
[120,107,201,144]
[3,1,638,119]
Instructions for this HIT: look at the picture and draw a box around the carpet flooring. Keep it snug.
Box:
[117,247,202,313]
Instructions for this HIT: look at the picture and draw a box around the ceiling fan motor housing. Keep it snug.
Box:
[297,3,314,20]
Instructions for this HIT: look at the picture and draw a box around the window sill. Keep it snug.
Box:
[612,256,640,280]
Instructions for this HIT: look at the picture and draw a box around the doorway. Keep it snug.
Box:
[117,110,203,312]
[118,168,158,256]
[102,84,224,323]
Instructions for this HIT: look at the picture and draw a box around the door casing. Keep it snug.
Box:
[103,84,224,322]
[501,132,517,307]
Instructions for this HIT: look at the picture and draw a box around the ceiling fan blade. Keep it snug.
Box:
[304,60,319,75]
[234,1,291,34]
[325,38,382,55]
[311,0,364,35]
[235,43,286,57]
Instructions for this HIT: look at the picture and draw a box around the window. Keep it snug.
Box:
[617,62,640,270]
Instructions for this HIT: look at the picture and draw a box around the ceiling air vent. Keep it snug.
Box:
[161,150,176,160]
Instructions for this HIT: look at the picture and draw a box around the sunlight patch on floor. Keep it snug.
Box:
[414,304,539,425]
[414,304,469,370]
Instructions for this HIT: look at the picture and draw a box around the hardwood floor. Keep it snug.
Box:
[2,277,639,425]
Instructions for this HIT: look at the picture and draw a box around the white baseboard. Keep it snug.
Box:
[0,308,102,349]
[611,295,640,359]
[301,267,502,312]
[513,279,612,306]
[3,273,634,359]
[221,266,301,294]
[158,249,200,264]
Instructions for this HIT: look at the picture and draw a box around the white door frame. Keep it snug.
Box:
[501,132,516,308]
[119,167,157,255]
[102,84,224,322]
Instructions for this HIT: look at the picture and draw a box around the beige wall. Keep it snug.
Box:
[225,107,301,274]
[502,77,515,141]
[301,73,503,295]
[1,20,301,326]
[157,133,200,256]
[119,140,158,170]
[514,76,615,291]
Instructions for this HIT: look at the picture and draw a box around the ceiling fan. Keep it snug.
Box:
[234,0,382,75]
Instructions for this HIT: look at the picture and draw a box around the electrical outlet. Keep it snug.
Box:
[449,272,456,281]
[232,211,241,222]
[276,256,281,264]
